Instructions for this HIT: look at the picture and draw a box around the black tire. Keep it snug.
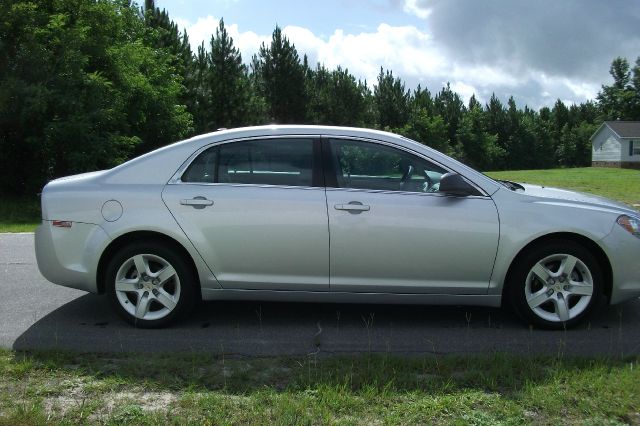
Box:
[506,240,603,330]
[105,241,197,328]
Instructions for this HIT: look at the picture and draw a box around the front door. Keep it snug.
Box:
[325,138,500,294]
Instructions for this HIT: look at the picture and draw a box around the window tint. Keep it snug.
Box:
[182,147,217,183]
[329,139,446,193]
[182,138,314,187]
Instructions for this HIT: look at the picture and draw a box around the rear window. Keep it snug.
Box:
[182,138,314,187]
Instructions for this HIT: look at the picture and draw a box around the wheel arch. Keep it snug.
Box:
[501,232,613,302]
[96,230,201,296]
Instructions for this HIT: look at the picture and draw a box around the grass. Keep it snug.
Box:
[0,349,639,425]
[487,167,640,207]
[0,196,40,233]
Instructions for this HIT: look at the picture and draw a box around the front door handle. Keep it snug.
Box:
[180,197,214,209]
[334,202,370,212]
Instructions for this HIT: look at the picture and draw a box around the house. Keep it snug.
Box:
[591,121,640,169]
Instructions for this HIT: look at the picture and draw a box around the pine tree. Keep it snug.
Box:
[434,83,465,153]
[455,105,505,170]
[485,93,507,168]
[206,19,252,130]
[412,85,434,116]
[307,65,369,126]
[191,43,211,133]
[467,94,481,111]
[142,0,195,136]
[254,26,307,123]
[374,68,410,129]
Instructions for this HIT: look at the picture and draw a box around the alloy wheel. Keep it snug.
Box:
[114,253,182,321]
[524,253,593,323]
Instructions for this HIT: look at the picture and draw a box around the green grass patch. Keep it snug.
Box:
[487,167,640,207]
[0,196,40,233]
[0,349,638,425]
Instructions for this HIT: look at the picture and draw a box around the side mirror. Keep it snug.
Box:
[438,173,480,197]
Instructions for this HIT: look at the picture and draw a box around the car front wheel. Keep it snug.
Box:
[105,241,196,328]
[507,240,603,329]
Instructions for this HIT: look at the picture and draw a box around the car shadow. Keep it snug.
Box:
[12,294,640,357]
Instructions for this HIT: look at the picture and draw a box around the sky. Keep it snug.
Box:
[157,0,640,109]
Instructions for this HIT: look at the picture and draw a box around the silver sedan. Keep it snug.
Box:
[35,126,640,328]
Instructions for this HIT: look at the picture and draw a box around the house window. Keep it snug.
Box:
[634,141,640,156]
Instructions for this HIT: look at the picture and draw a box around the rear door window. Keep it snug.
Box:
[182,138,314,187]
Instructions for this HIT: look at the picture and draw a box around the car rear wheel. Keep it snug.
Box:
[105,241,196,328]
[507,240,602,329]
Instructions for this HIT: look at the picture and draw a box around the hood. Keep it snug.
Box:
[519,183,638,216]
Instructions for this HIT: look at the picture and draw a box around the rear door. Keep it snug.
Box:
[162,137,330,291]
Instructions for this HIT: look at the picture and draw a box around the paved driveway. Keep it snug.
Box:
[2,233,639,356]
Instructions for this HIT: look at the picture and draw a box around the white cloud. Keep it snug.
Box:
[175,15,218,50]
[564,80,599,101]
[403,0,432,19]
[450,81,478,105]
[305,24,443,85]
[226,23,268,61]
[175,15,268,60]
[282,26,324,56]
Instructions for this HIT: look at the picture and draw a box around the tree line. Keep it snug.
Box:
[1,0,639,196]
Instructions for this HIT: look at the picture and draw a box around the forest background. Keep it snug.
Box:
[2,0,639,196]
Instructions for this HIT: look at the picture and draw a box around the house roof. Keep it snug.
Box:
[590,121,640,141]
[603,121,640,138]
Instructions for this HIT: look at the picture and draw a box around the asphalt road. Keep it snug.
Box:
[1,232,639,357]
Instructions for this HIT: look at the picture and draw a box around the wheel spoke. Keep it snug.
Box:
[531,263,551,282]
[115,279,138,292]
[155,265,177,286]
[568,281,593,296]
[559,255,578,277]
[527,288,550,309]
[554,294,570,322]
[133,255,149,277]
[155,289,177,310]
[135,292,151,319]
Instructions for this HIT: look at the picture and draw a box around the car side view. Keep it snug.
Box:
[35,126,640,329]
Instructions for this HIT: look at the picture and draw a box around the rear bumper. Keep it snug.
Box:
[601,225,640,304]
[35,221,111,293]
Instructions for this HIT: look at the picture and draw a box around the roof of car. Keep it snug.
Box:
[186,125,401,143]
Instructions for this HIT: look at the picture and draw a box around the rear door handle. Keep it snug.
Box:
[334,202,370,212]
[180,197,214,208]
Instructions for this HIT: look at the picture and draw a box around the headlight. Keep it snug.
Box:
[617,215,640,238]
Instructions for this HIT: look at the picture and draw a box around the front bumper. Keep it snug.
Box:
[601,224,640,304]
[35,221,111,293]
